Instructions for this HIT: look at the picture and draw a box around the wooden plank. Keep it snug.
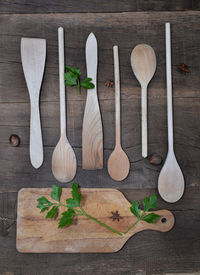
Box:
[0,0,195,14]
[0,9,199,274]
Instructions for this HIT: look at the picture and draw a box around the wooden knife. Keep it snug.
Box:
[82,33,103,169]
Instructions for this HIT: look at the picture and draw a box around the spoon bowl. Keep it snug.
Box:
[131,44,156,86]
[52,136,77,183]
[108,145,130,181]
[158,152,184,203]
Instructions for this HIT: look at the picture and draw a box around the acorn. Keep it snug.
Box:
[149,154,162,166]
[9,134,20,147]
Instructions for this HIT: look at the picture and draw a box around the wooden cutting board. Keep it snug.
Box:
[17,188,174,253]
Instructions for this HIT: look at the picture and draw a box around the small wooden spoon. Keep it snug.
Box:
[52,27,77,183]
[107,46,130,181]
[131,44,156,158]
[158,23,184,203]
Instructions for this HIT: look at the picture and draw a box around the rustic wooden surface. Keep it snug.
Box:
[0,1,200,274]
[17,188,174,253]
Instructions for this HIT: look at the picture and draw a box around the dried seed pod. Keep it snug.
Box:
[9,134,20,147]
[104,80,114,88]
[149,154,162,166]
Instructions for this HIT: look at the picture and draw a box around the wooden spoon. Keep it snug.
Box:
[131,44,156,158]
[158,23,184,203]
[52,27,77,183]
[107,46,130,181]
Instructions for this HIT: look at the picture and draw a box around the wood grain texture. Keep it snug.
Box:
[0,7,200,274]
[82,33,103,169]
[0,0,196,14]
[17,188,174,253]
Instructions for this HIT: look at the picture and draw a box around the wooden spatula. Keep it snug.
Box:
[52,27,77,183]
[107,46,130,181]
[131,44,156,158]
[158,23,185,203]
[21,38,46,168]
[82,33,103,169]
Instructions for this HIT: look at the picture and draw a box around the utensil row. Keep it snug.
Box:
[21,23,184,203]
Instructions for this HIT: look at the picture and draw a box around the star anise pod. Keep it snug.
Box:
[110,210,123,222]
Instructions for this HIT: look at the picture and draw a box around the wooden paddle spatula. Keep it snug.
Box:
[21,38,46,168]
[158,23,184,203]
[82,33,103,169]
[52,27,77,183]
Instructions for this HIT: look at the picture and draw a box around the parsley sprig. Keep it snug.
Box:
[64,66,94,94]
[37,183,160,236]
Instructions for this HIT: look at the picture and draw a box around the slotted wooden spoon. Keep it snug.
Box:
[52,27,77,183]
[158,23,184,203]
[131,44,156,158]
[107,46,130,181]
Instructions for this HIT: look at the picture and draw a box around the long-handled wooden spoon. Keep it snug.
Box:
[158,23,184,203]
[21,38,46,168]
[131,44,156,158]
[52,27,77,183]
[107,46,130,181]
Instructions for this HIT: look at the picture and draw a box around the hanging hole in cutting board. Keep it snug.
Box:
[161,218,167,223]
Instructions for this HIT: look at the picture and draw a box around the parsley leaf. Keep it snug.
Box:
[80,78,95,89]
[46,206,58,219]
[66,183,82,208]
[58,208,75,228]
[64,66,95,94]
[37,197,53,212]
[142,194,158,212]
[64,71,78,86]
[142,213,160,223]
[51,185,62,202]
[130,200,141,219]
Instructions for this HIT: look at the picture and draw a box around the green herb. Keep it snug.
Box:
[124,194,160,234]
[64,66,95,94]
[37,183,160,236]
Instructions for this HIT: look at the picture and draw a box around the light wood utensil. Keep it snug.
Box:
[82,32,103,169]
[52,27,77,183]
[21,38,46,168]
[107,46,130,181]
[158,23,184,203]
[131,44,156,158]
[17,187,174,253]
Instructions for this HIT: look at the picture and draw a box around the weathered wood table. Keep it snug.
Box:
[0,1,200,274]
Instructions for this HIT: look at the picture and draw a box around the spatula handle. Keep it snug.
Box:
[30,99,43,168]
[113,46,121,146]
[58,27,66,136]
[165,22,174,152]
[141,85,147,158]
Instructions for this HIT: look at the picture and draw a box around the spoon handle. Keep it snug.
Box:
[58,27,66,136]
[141,85,147,158]
[113,46,121,146]
[165,23,174,152]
